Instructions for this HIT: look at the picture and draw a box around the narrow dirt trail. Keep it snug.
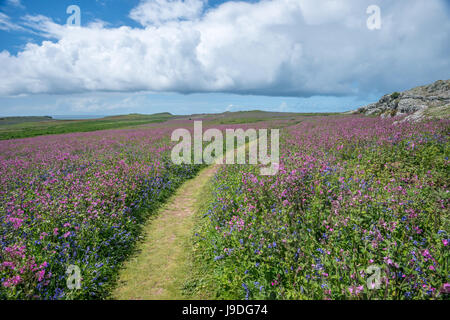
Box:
[112,164,219,300]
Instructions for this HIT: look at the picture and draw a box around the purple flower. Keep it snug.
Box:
[440,283,450,294]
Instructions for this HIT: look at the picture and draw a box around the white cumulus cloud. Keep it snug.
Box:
[0,0,449,98]
[130,0,206,26]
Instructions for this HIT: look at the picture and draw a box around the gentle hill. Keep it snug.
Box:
[0,113,173,140]
[0,110,342,140]
[0,116,54,126]
[102,113,173,120]
[177,110,340,124]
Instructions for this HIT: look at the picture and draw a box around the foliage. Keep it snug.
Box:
[195,117,449,300]
[391,92,401,100]
[0,127,201,299]
[0,114,173,140]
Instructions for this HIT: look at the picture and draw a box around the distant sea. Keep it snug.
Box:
[52,115,106,120]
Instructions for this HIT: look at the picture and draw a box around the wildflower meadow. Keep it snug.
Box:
[0,115,448,300]
[0,127,201,299]
[194,116,449,300]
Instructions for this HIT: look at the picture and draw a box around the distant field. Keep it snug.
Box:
[0,116,53,126]
[0,113,174,140]
[0,111,341,140]
[194,110,342,124]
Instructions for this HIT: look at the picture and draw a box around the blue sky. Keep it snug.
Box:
[0,0,449,116]
[0,1,138,54]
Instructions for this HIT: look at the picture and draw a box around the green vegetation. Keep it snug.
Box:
[113,165,216,300]
[193,117,450,300]
[1,111,448,300]
[215,118,267,125]
[0,113,173,140]
[0,111,344,140]
[391,92,401,99]
[207,111,341,125]
[424,104,450,119]
[0,116,53,126]
[183,171,224,299]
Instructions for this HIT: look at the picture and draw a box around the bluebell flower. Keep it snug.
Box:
[242,283,250,300]
[214,255,224,261]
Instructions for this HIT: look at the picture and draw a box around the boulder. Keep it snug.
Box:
[354,79,450,122]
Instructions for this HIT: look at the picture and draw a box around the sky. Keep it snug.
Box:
[0,0,449,116]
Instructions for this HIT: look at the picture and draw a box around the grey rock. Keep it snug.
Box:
[354,79,450,122]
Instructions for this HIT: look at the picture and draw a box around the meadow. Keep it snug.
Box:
[0,115,289,299]
[0,125,202,299]
[0,113,448,300]
[193,116,449,300]
[0,113,173,140]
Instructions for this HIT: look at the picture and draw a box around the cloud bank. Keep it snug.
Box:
[130,0,206,26]
[0,0,449,97]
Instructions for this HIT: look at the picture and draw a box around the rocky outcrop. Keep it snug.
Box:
[355,80,450,122]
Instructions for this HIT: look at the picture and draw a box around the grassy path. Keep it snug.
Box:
[112,164,219,300]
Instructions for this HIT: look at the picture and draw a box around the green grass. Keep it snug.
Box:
[181,142,254,300]
[181,168,222,300]
[112,165,217,300]
[424,104,450,119]
[0,116,53,126]
[214,118,267,125]
[0,113,173,140]
[206,111,341,125]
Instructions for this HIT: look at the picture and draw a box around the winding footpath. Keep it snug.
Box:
[112,164,219,300]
